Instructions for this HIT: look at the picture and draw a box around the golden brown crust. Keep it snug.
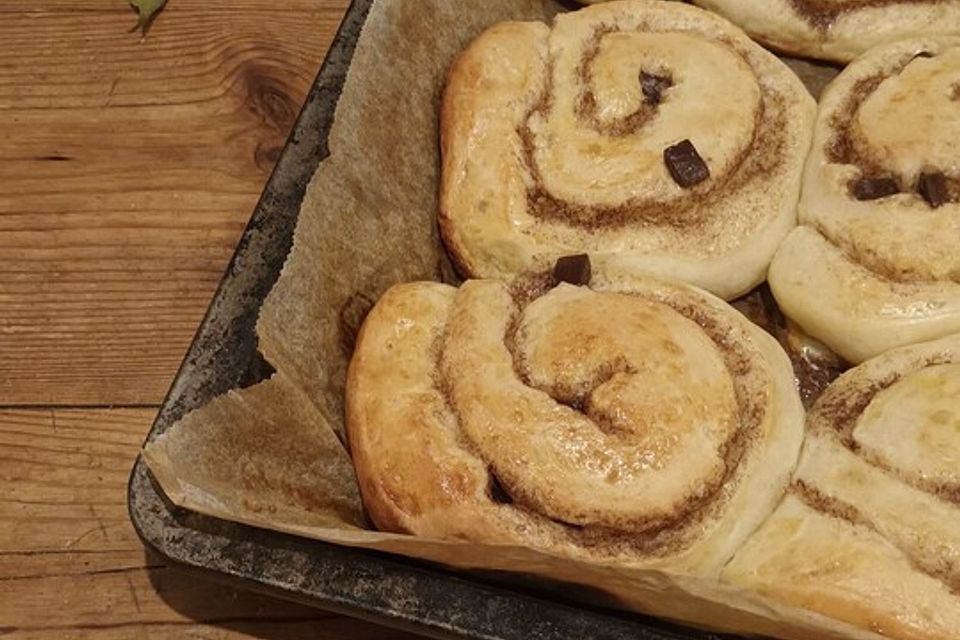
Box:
[438,1,815,300]
[725,334,960,640]
[437,37,479,280]
[346,317,405,533]
[769,38,960,364]
[346,273,805,574]
[691,0,960,62]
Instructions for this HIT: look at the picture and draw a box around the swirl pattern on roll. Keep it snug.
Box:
[688,0,960,62]
[346,271,804,573]
[724,334,960,640]
[439,1,815,301]
[769,38,960,364]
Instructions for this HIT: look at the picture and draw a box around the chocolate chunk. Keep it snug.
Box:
[913,51,935,59]
[640,71,671,106]
[918,171,949,208]
[851,176,899,201]
[552,254,591,286]
[664,139,709,188]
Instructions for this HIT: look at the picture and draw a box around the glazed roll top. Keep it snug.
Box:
[691,0,960,63]
[770,38,960,364]
[346,267,804,574]
[440,0,815,300]
[725,334,960,640]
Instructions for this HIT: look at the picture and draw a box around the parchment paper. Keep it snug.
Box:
[141,2,862,638]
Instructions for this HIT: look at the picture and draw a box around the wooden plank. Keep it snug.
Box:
[0,0,350,405]
[0,409,144,558]
[2,1,426,637]
[0,0,336,11]
[0,408,420,639]
[4,569,421,639]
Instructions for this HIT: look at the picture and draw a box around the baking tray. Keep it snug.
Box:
[127,1,744,638]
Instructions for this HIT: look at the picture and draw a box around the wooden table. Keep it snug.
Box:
[0,2,419,637]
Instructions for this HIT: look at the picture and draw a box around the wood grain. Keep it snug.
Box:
[0,408,419,639]
[0,0,349,405]
[2,1,428,637]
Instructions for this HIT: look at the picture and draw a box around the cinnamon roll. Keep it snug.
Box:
[439,1,815,301]
[769,39,960,364]
[724,333,960,640]
[687,1,960,63]
[346,267,804,574]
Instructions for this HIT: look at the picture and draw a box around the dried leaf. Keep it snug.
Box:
[129,0,168,34]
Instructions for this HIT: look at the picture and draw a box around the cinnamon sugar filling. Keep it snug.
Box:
[432,283,770,558]
[515,27,787,231]
[787,0,951,30]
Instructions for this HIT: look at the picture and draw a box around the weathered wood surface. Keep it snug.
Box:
[1,2,422,637]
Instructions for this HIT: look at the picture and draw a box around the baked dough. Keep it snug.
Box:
[724,333,960,640]
[769,38,960,364]
[579,0,960,63]
[440,1,815,300]
[346,271,804,574]
[692,1,960,63]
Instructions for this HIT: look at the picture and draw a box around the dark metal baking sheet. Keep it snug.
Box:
[127,1,744,637]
